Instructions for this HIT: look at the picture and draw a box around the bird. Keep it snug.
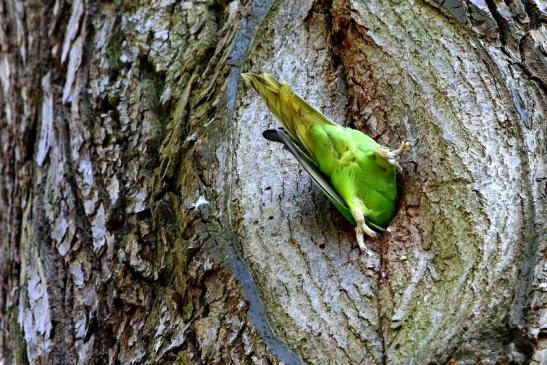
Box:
[241,73,409,254]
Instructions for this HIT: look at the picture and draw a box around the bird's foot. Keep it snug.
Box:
[377,141,410,171]
[353,207,377,256]
[392,140,411,157]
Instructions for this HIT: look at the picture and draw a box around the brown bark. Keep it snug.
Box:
[0,0,545,364]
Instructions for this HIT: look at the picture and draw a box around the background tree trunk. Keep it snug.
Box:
[0,0,545,364]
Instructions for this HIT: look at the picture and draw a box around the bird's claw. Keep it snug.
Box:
[393,140,410,156]
[354,207,377,256]
[388,158,403,173]
[362,223,379,239]
[378,140,410,171]
[355,226,376,256]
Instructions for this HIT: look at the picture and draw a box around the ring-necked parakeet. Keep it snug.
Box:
[242,73,409,254]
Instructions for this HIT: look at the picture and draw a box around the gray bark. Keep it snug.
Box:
[0,0,545,364]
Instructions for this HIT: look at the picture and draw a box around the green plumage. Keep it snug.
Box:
[242,73,399,233]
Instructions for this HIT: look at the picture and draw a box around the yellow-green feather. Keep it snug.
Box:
[241,73,335,156]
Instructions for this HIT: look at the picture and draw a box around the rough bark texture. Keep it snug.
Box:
[0,0,545,364]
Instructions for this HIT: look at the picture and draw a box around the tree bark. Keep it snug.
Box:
[0,0,545,364]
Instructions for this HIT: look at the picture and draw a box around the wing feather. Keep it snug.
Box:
[263,128,356,226]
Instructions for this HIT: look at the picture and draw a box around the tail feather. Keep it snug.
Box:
[242,72,337,155]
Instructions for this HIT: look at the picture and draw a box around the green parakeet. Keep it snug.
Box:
[242,73,409,253]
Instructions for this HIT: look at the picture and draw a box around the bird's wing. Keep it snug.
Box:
[242,73,337,156]
[263,128,356,226]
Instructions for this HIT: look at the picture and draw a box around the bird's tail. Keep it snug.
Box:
[241,72,337,154]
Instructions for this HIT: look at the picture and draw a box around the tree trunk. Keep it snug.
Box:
[1,0,545,364]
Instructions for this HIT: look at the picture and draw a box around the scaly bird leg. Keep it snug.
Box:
[376,141,410,172]
[353,207,378,256]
